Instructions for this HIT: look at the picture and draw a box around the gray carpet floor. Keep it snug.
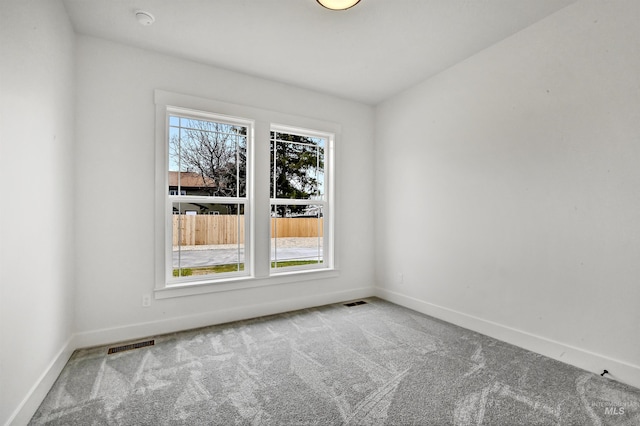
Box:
[30,298,640,425]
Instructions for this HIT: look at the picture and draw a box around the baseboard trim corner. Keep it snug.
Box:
[9,288,374,425]
[5,336,75,426]
[374,287,640,390]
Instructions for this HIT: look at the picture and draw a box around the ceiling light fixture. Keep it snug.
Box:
[135,10,155,26]
[316,0,361,11]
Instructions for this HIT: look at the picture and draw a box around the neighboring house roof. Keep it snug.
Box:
[168,171,215,188]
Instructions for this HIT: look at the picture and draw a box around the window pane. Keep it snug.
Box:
[270,131,325,200]
[271,204,323,269]
[173,203,245,277]
[169,116,247,197]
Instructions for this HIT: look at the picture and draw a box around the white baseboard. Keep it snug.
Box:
[375,287,640,390]
[23,287,633,425]
[8,287,374,426]
[6,337,75,426]
[72,286,375,350]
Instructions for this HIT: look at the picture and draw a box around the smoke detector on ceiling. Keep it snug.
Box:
[135,10,155,26]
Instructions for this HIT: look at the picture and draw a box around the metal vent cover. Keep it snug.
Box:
[107,340,155,355]
[343,300,368,307]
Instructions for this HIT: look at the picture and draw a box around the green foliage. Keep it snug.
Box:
[173,264,244,276]
[170,117,325,219]
[173,268,193,277]
[272,260,322,268]
[173,260,321,277]
[270,131,324,217]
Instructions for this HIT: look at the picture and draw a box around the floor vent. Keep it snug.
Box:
[344,300,368,307]
[107,340,155,355]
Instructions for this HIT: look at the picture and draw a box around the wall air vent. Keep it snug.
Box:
[107,340,155,354]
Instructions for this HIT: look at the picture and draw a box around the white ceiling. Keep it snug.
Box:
[62,0,576,105]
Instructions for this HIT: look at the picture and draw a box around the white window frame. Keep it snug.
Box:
[154,90,339,299]
[166,107,253,285]
[270,124,334,273]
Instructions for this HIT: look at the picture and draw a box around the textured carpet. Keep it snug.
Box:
[30,298,640,425]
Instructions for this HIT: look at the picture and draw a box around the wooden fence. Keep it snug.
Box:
[172,215,323,245]
[271,217,323,239]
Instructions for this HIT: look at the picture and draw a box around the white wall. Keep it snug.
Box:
[4,0,638,422]
[73,36,375,345]
[0,1,76,424]
[375,0,640,387]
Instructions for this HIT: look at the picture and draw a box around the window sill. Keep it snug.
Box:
[154,268,339,300]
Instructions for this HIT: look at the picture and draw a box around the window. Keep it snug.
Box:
[270,126,330,272]
[155,90,337,297]
[167,109,251,283]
